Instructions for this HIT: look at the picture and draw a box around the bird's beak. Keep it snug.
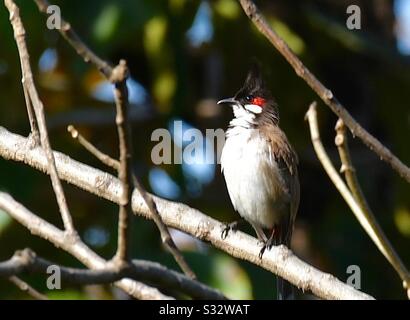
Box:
[217,97,239,106]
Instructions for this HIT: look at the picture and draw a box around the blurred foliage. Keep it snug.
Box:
[0,0,409,299]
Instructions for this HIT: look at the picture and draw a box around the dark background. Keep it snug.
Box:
[0,0,409,299]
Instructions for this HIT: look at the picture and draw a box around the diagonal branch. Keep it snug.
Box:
[0,127,374,300]
[8,275,48,300]
[33,0,113,77]
[67,125,120,170]
[4,0,75,233]
[305,102,408,299]
[238,0,410,184]
[34,0,195,279]
[68,125,196,279]
[0,191,173,300]
[0,249,226,300]
[335,119,410,298]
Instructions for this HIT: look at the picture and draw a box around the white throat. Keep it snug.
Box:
[229,104,257,131]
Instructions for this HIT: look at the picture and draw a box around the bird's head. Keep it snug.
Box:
[218,63,279,126]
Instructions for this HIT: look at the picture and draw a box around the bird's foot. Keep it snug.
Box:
[221,219,243,239]
[258,236,275,259]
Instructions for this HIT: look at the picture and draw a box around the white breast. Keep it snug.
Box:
[221,127,288,229]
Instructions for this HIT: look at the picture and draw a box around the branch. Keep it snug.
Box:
[238,0,410,184]
[67,125,197,279]
[305,102,408,298]
[335,119,410,298]
[8,275,48,300]
[33,0,113,77]
[22,85,39,144]
[0,126,374,300]
[0,191,173,300]
[35,0,196,279]
[0,249,226,300]
[109,60,133,264]
[4,0,75,233]
[67,125,120,170]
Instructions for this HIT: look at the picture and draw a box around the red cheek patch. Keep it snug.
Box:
[251,97,265,106]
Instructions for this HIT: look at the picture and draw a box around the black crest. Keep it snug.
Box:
[235,62,273,103]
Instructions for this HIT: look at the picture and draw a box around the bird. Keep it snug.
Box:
[218,63,300,300]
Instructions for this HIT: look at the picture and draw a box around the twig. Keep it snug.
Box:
[0,127,374,300]
[335,119,410,298]
[8,275,48,300]
[238,0,410,183]
[305,102,408,298]
[34,0,113,77]
[4,0,75,233]
[68,125,196,279]
[22,85,39,144]
[0,191,173,300]
[133,180,198,280]
[36,0,196,278]
[67,125,120,170]
[109,61,133,264]
[0,249,226,300]
[35,0,190,273]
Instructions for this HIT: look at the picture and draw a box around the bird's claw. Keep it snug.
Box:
[221,221,240,240]
[258,239,274,259]
[221,226,230,240]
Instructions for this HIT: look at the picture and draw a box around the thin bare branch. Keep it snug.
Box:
[0,249,226,300]
[238,0,410,183]
[67,125,120,170]
[0,191,173,300]
[4,0,75,233]
[34,0,113,77]
[305,102,409,299]
[22,85,39,144]
[133,180,198,280]
[0,127,374,300]
[8,275,48,300]
[335,119,410,298]
[68,125,197,279]
[108,60,133,264]
[35,0,196,279]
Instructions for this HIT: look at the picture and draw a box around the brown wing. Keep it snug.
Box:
[260,126,300,246]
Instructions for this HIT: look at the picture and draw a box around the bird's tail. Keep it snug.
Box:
[276,276,295,300]
[275,225,296,300]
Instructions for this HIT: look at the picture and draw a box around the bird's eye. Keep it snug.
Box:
[245,95,253,101]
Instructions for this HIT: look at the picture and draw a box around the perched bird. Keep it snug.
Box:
[218,64,300,299]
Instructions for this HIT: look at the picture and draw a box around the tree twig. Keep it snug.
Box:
[335,119,410,298]
[305,102,408,298]
[35,0,196,279]
[22,85,39,145]
[238,0,410,183]
[67,125,120,170]
[67,125,197,279]
[0,249,226,300]
[0,127,374,300]
[109,60,133,264]
[4,0,75,233]
[0,191,173,300]
[8,275,48,300]
[33,0,113,77]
